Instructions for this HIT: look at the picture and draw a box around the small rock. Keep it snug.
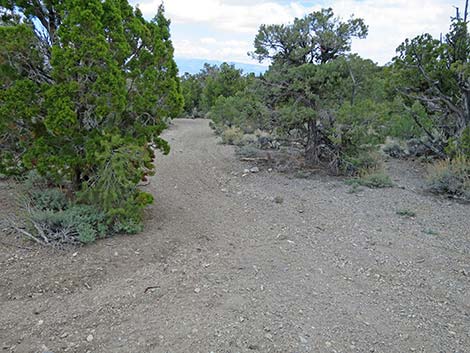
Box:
[194,288,201,294]
[250,167,260,173]
[86,334,93,342]
[299,336,308,344]
[38,320,44,325]
[268,168,273,172]
[274,196,284,204]
[221,188,228,193]
[59,332,68,339]
[72,252,78,257]
[243,169,250,174]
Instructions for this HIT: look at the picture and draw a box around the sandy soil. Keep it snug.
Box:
[1,119,469,353]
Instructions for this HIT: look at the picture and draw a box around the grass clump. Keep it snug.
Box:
[347,171,393,189]
[422,228,439,235]
[396,209,417,217]
[427,156,470,201]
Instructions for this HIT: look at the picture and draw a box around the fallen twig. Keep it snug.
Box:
[239,157,269,162]
[144,286,160,293]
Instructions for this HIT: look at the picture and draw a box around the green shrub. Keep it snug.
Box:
[12,171,108,245]
[347,171,393,188]
[236,145,260,158]
[344,150,382,174]
[240,134,258,146]
[339,149,383,176]
[427,156,470,200]
[382,138,408,158]
[1,3,181,244]
[29,204,107,244]
[209,121,224,136]
[446,127,470,157]
[221,127,244,145]
[30,188,68,211]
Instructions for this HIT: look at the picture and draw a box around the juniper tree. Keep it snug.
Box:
[0,0,183,236]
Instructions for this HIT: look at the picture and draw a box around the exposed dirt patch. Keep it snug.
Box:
[1,119,469,353]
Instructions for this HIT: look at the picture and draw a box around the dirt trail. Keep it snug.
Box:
[1,119,469,353]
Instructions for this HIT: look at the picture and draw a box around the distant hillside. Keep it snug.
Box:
[175,57,268,76]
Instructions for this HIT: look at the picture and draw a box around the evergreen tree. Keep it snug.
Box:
[0,0,183,240]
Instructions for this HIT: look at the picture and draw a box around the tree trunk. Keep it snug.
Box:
[305,119,321,165]
[73,167,82,191]
[463,90,470,130]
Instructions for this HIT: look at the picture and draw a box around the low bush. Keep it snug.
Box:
[9,171,113,246]
[339,149,384,176]
[240,134,258,146]
[236,145,260,158]
[427,156,470,201]
[347,170,393,188]
[382,138,408,158]
[26,204,107,245]
[221,127,244,145]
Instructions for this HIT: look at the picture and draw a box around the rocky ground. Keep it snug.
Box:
[1,119,469,353]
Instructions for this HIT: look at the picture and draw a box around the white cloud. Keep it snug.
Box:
[131,0,457,65]
[174,38,252,63]
[137,0,307,33]
[200,37,217,44]
[327,0,455,63]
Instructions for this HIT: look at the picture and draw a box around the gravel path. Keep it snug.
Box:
[1,118,469,353]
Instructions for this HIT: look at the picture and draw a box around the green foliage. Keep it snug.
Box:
[210,91,271,131]
[20,171,108,244]
[180,62,250,117]
[180,73,204,117]
[0,1,182,243]
[248,10,379,173]
[30,204,107,244]
[347,171,393,188]
[391,16,470,157]
[79,134,155,232]
[201,63,247,112]
[446,126,470,157]
[342,150,383,175]
[427,156,470,200]
[251,8,367,65]
[221,127,244,145]
[236,145,260,158]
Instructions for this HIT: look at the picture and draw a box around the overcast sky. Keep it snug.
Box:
[129,0,460,65]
